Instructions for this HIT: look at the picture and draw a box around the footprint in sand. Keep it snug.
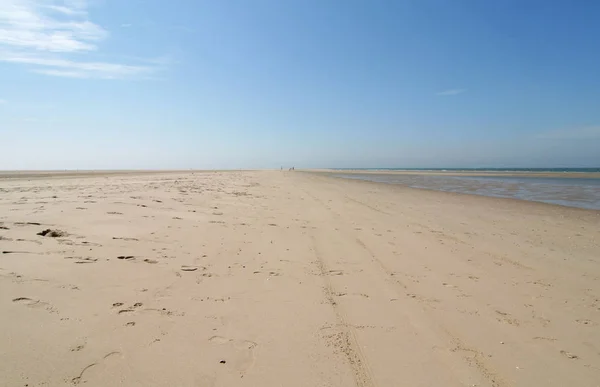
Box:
[208,336,258,374]
[13,297,43,306]
[560,350,579,359]
[71,343,86,352]
[327,270,344,276]
[181,265,202,272]
[74,257,98,264]
[117,255,135,260]
[576,319,596,326]
[113,302,142,313]
[72,351,122,385]
[495,310,521,326]
[12,297,55,312]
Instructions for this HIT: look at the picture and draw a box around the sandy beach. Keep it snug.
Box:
[1,170,599,387]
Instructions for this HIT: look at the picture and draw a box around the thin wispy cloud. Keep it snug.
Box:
[45,4,85,16]
[0,0,162,79]
[121,23,132,28]
[0,99,7,104]
[436,89,466,96]
[3,52,154,79]
[536,126,600,140]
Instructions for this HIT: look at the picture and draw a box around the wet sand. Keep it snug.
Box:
[328,172,600,210]
[1,171,599,386]
[312,169,600,179]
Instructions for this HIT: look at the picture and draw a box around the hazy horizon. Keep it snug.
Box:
[2,1,600,170]
[2,166,600,173]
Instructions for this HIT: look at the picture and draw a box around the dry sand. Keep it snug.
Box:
[1,171,599,387]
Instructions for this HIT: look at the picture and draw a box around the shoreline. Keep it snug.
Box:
[307,170,600,212]
[311,173,600,226]
[306,168,600,179]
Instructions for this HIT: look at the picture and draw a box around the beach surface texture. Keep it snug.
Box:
[1,171,599,386]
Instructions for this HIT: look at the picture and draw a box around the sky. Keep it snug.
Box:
[1,0,599,169]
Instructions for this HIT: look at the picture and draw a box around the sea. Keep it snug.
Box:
[331,168,600,210]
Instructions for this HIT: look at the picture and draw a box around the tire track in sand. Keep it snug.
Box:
[300,182,507,387]
[309,233,376,387]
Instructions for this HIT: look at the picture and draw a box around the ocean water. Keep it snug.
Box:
[333,168,600,173]
[332,173,600,210]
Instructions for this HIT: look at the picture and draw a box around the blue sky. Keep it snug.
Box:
[1,0,599,169]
